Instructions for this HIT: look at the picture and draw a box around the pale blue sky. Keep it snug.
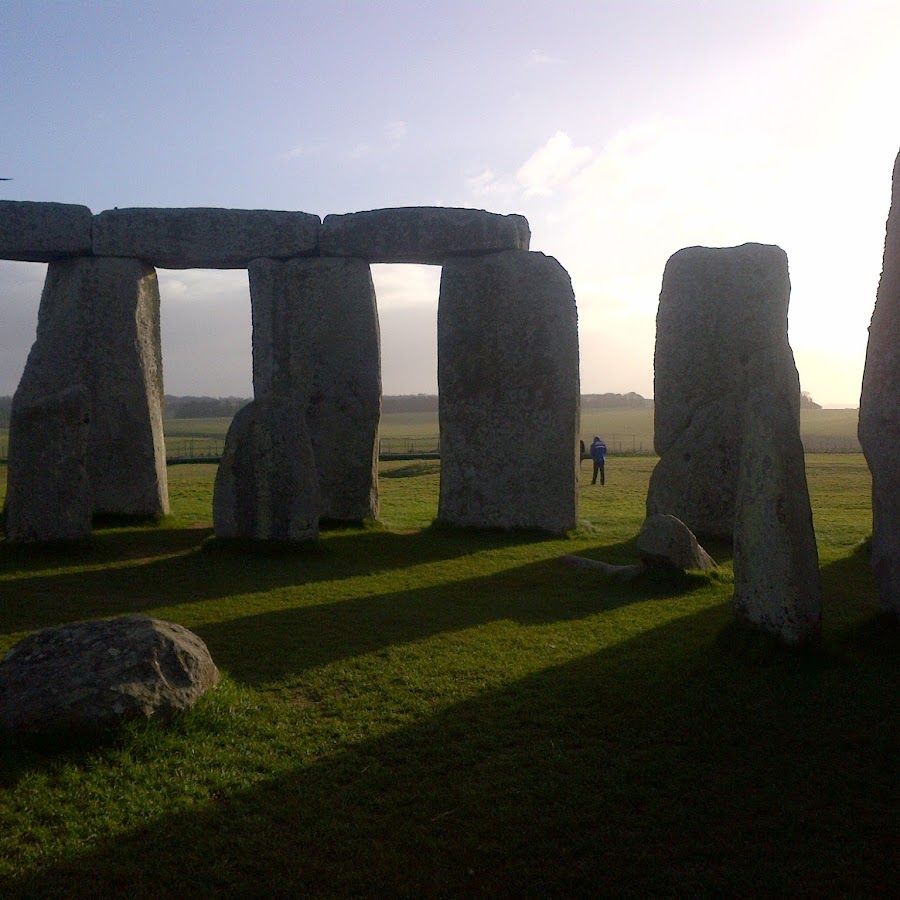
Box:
[2,0,899,404]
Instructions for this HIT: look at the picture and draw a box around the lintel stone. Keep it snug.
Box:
[92,207,321,268]
[0,200,93,262]
[320,206,530,264]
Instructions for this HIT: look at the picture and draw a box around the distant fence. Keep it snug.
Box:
[0,432,865,464]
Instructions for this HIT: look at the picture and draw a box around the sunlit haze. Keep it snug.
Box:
[3,0,899,407]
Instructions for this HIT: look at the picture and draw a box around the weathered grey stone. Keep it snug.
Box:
[859,149,900,619]
[437,251,579,533]
[249,257,380,521]
[0,200,93,262]
[320,206,530,264]
[647,243,796,538]
[0,615,219,735]
[636,514,716,571]
[4,385,92,543]
[7,257,168,522]
[732,383,822,644]
[92,207,320,268]
[213,397,320,542]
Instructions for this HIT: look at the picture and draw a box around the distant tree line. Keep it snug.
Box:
[0,390,823,427]
[164,396,251,418]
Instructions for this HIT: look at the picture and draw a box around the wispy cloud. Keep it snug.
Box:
[384,119,408,146]
[516,131,592,196]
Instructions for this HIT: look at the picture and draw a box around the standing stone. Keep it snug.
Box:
[249,257,381,522]
[732,381,822,644]
[647,243,795,538]
[7,257,168,528]
[213,396,320,542]
[438,251,579,534]
[859,150,900,619]
[4,385,92,542]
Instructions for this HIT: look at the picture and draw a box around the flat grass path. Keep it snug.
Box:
[0,456,895,897]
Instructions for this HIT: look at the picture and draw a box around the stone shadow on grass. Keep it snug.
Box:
[0,601,893,898]
[0,526,570,637]
[192,541,679,686]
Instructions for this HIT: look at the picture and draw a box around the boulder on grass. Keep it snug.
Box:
[636,514,717,571]
[0,615,219,735]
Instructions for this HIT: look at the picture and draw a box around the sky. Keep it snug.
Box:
[2,0,899,406]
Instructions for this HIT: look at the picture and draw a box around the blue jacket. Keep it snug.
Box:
[590,437,607,462]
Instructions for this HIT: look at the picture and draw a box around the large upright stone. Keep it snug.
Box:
[4,386,92,542]
[7,257,168,527]
[859,149,900,618]
[732,381,822,644]
[647,243,796,538]
[92,207,320,268]
[438,251,579,534]
[320,207,530,264]
[249,257,381,522]
[213,397,320,542]
[0,200,93,262]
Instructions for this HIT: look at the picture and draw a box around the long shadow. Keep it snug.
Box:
[0,525,555,636]
[193,543,694,686]
[1,603,894,898]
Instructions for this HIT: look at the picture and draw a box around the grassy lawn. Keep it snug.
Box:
[0,456,894,897]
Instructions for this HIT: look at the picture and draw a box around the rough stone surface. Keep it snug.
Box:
[213,397,320,542]
[93,207,321,268]
[636,514,717,571]
[0,200,93,262]
[859,149,900,618]
[732,383,822,644]
[7,257,168,522]
[438,251,579,533]
[647,243,796,538]
[249,257,381,522]
[561,555,645,580]
[0,615,219,735]
[320,206,530,264]
[4,386,92,543]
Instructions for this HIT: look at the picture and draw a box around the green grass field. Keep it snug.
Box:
[0,454,894,897]
[0,406,864,460]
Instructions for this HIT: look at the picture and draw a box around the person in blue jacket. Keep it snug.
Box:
[589,435,607,485]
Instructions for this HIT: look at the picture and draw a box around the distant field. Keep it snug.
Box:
[0,407,863,460]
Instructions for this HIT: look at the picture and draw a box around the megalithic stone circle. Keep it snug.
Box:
[437,250,580,534]
[647,243,795,538]
[6,257,168,530]
[732,380,822,644]
[859,148,900,619]
[248,257,381,523]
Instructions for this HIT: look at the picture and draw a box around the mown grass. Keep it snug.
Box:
[0,455,895,897]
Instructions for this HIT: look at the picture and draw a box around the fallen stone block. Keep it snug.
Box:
[636,514,717,571]
[320,206,530,264]
[93,207,321,268]
[0,615,219,735]
[0,200,93,262]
